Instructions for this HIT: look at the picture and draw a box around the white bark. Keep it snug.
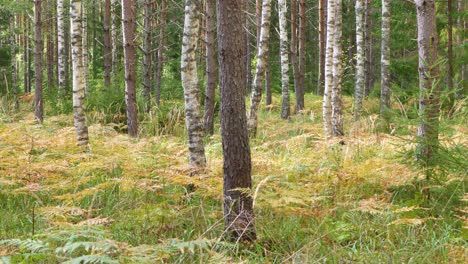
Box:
[181,0,206,169]
[380,0,391,115]
[278,0,290,119]
[332,0,343,136]
[70,0,90,147]
[323,0,335,137]
[354,0,365,120]
[111,0,119,74]
[57,0,66,94]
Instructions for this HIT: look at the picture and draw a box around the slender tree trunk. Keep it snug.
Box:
[317,0,326,95]
[204,0,217,136]
[297,0,306,106]
[323,0,335,137]
[155,0,167,106]
[332,0,343,136]
[111,0,119,74]
[104,0,112,88]
[46,0,54,90]
[246,0,253,95]
[218,0,256,242]
[447,0,454,102]
[91,0,97,78]
[70,0,90,147]
[34,0,44,123]
[279,0,290,119]
[248,0,272,136]
[10,16,19,110]
[265,61,272,105]
[354,0,365,120]
[64,4,70,94]
[456,0,465,98]
[28,16,33,94]
[415,0,440,169]
[122,0,139,137]
[57,0,67,96]
[181,0,206,170]
[23,14,30,94]
[256,0,262,44]
[143,0,152,112]
[290,0,301,112]
[82,0,90,94]
[364,0,373,96]
[380,0,390,116]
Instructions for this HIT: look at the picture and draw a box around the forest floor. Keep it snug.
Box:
[0,95,466,263]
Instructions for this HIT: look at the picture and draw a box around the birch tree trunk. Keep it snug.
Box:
[181,0,206,170]
[323,0,335,137]
[155,0,167,106]
[111,0,119,74]
[10,16,19,110]
[380,0,391,116]
[415,0,440,169]
[122,0,139,137]
[332,0,343,136]
[248,0,272,136]
[217,0,256,242]
[317,0,326,95]
[143,0,152,112]
[203,0,217,136]
[279,0,290,119]
[82,0,90,94]
[104,0,112,88]
[34,0,44,123]
[70,0,90,147]
[354,0,365,120]
[298,0,306,107]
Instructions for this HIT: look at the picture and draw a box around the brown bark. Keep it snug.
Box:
[298,0,306,104]
[447,0,454,101]
[204,0,217,136]
[155,0,167,106]
[217,0,256,242]
[23,14,30,93]
[143,0,152,112]
[291,0,301,112]
[317,0,326,95]
[34,0,44,123]
[364,0,373,96]
[104,0,112,88]
[46,0,54,89]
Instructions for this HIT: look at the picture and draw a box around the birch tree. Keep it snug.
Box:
[278,0,290,119]
[122,0,139,137]
[218,0,256,242]
[111,0,119,74]
[415,0,440,168]
[332,0,343,136]
[181,0,206,170]
[203,0,217,135]
[34,0,44,123]
[70,0,90,147]
[248,0,272,136]
[380,0,391,115]
[323,0,335,137]
[354,0,365,120]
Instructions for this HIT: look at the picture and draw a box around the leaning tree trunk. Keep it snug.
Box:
[34,0,44,123]
[10,16,19,110]
[248,0,272,136]
[181,0,206,171]
[203,0,217,136]
[279,0,290,119]
[217,0,256,242]
[122,0,139,137]
[297,0,306,107]
[82,0,90,94]
[155,0,167,106]
[317,0,326,95]
[380,0,390,116]
[331,0,343,136]
[415,0,440,169]
[354,0,365,120]
[70,0,90,147]
[323,0,335,138]
[104,0,112,88]
[143,0,152,112]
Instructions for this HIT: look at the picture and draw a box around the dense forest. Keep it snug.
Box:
[0,0,466,263]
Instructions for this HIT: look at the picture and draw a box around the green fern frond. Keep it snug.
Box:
[62,255,119,264]
[0,239,49,253]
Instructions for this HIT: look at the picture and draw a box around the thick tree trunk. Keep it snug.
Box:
[415,0,440,168]
[248,0,272,136]
[290,0,301,112]
[181,0,206,170]
[380,0,390,115]
[82,0,90,94]
[354,0,365,120]
[122,0,139,137]
[323,0,335,137]
[279,0,290,119]
[57,0,67,96]
[204,0,217,136]
[104,0,112,88]
[317,0,326,95]
[34,0,44,123]
[143,0,152,112]
[10,16,19,110]
[70,0,90,147]
[217,0,256,242]
[332,0,343,136]
[155,0,167,106]
[297,0,306,107]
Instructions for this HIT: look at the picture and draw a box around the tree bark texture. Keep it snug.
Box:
[323,0,335,137]
[143,0,152,112]
[317,0,326,95]
[380,0,391,116]
[104,0,112,88]
[354,0,365,120]
[155,0,167,106]
[34,0,44,123]
[204,0,217,136]
[10,16,19,109]
[297,0,306,108]
[278,0,290,119]
[82,0,90,94]
[332,0,343,136]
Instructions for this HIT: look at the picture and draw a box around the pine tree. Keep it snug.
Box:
[34,0,44,123]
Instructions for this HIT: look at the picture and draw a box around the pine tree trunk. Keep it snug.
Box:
[104,0,112,88]
[415,0,440,168]
[248,0,272,136]
[447,0,454,102]
[204,0,216,136]
[245,0,253,95]
[82,0,90,94]
[290,0,301,112]
[354,0,365,120]
[181,0,206,170]
[279,0,290,119]
[456,0,465,98]
[34,0,44,123]
[317,0,326,95]
[364,0,373,96]
[70,0,90,147]
[217,0,256,242]
[155,0,167,106]
[122,0,139,137]
[10,16,19,110]
[297,0,306,106]
[143,0,152,112]
[323,0,335,137]
[380,0,390,116]
[265,62,272,106]
[23,14,30,94]
[46,1,54,90]
[331,0,343,136]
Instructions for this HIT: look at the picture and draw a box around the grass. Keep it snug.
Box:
[0,94,466,263]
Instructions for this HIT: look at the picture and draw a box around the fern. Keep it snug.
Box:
[0,239,49,253]
[56,240,121,256]
[62,255,119,264]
